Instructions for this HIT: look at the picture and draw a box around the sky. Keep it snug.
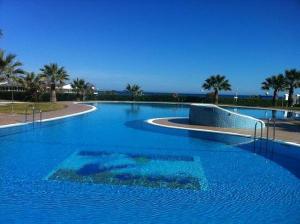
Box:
[0,0,300,94]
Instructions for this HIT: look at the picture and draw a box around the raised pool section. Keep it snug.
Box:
[189,103,265,129]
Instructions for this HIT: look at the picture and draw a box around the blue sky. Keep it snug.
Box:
[1,0,300,94]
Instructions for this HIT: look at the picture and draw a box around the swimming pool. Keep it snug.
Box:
[223,106,300,120]
[0,102,300,223]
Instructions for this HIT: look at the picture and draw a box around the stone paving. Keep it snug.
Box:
[0,102,93,126]
[152,117,300,145]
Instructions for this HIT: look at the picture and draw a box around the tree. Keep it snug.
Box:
[0,50,25,111]
[0,50,24,79]
[83,82,95,100]
[71,78,94,101]
[40,63,69,102]
[18,72,45,101]
[284,69,300,107]
[261,74,286,106]
[202,75,231,104]
[126,84,143,100]
[71,78,85,101]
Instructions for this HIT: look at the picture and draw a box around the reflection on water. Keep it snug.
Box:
[271,110,277,119]
[125,104,141,115]
[239,140,300,179]
[224,106,300,120]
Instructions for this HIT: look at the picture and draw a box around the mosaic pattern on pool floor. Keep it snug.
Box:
[47,151,208,190]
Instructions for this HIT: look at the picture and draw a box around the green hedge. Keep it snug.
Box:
[1,91,297,108]
[0,91,28,101]
[0,91,79,102]
[94,93,281,107]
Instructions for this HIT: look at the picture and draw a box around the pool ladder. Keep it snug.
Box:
[253,120,264,141]
[266,118,276,141]
[253,119,276,151]
[253,119,276,141]
[24,106,43,124]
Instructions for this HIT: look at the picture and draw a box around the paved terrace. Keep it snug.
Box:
[152,118,300,145]
[0,102,93,126]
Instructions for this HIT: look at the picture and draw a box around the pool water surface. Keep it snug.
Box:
[223,106,300,120]
[0,103,299,223]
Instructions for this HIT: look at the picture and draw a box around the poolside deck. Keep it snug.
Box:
[152,118,300,145]
[0,102,93,126]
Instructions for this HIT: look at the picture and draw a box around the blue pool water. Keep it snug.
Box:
[0,102,300,223]
[223,106,300,120]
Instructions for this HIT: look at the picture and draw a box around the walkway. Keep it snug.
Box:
[151,117,300,145]
[0,102,94,126]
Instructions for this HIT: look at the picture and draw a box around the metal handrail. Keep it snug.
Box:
[32,108,42,124]
[39,110,42,122]
[266,118,276,141]
[266,119,270,141]
[24,105,32,122]
[272,119,276,140]
[254,120,263,140]
[23,105,42,124]
[25,107,28,122]
[32,107,35,123]
[253,120,264,151]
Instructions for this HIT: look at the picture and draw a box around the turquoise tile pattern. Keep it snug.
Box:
[47,150,208,190]
[189,104,264,129]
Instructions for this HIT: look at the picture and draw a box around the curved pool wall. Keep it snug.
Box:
[142,118,300,178]
[189,103,265,129]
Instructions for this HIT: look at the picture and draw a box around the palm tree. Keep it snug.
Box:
[18,72,45,101]
[0,50,24,79]
[284,69,300,107]
[40,63,69,102]
[83,82,95,100]
[0,50,25,111]
[71,78,85,101]
[126,84,143,100]
[71,78,94,101]
[202,75,231,104]
[261,74,286,106]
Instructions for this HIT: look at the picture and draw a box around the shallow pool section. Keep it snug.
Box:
[0,102,300,223]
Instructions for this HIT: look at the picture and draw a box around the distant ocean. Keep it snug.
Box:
[106,91,274,99]
[145,92,275,99]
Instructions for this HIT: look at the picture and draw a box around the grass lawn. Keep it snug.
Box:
[0,102,67,114]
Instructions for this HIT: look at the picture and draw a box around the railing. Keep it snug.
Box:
[266,118,276,141]
[24,106,42,124]
[24,105,30,122]
[254,120,264,140]
[253,120,264,151]
[253,119,276,152]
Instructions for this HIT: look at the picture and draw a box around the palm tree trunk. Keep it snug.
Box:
[82,90,86,101]
[272,90,277,106]
[214,90,219,104]
[288,86,294,107]
[50,84,57,102]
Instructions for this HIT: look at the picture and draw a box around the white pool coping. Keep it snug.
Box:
[84,100,300,113]
[146,117,300,147]
[0,103,97,129]
[1,102,299,148]
[146,117,253,138]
